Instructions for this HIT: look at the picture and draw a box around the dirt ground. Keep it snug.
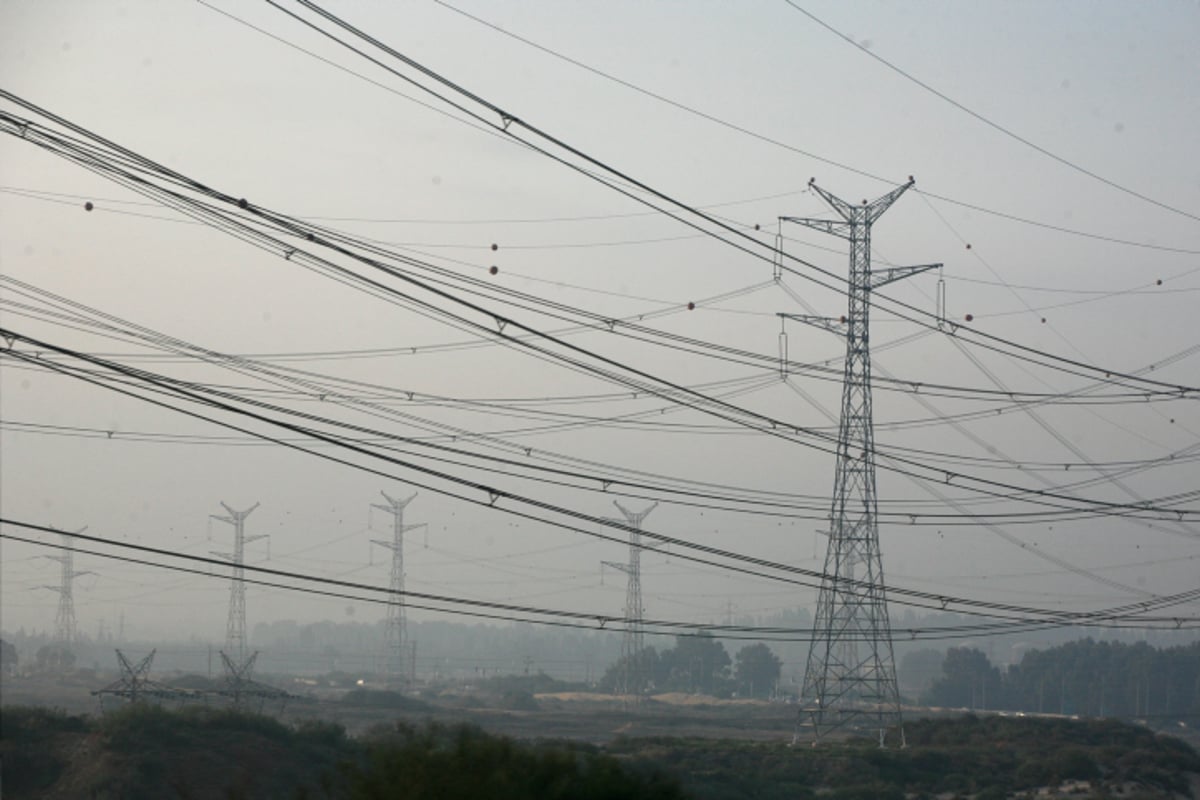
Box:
[1,673,799,744]
[5,673,1196,748]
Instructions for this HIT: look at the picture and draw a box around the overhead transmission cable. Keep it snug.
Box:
[3,118,1197,518]
[246,4,1200,397]
[12,331,1197,526]
[427,0,1200,252]
[5,520,1200,638]
[2,98,1193,408]
[781,0,1200,225]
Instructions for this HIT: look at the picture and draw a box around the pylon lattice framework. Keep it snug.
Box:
[372,490,421,686]
[211,502,262,664]
[601,501,659,700]
[218,649,291,710]
[783,178,939,747]
[43,527,92,650]
[91,649,174,705]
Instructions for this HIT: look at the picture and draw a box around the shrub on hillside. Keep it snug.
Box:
[347,720,685,800]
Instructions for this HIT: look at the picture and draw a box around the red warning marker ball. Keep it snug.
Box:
[491,243,498,252]
[84,201,94,211]
[964,313,974,322]
[489,265,498,275]
[687,302,695,311]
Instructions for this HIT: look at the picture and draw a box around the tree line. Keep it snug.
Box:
[922,638,1200,720]
[598,633,782,698]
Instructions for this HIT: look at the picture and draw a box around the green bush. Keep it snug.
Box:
[347,720,685,800]
[498,689,540,711]
[0,707,77,795]
[340,688,431,712]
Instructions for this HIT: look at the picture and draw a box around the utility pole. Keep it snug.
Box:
[372,490,422,688]
[783,177,939,748]
[42,527,93,665]
[601,501,659,701]
[211,502,262,664]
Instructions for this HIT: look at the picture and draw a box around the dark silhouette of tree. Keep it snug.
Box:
[898,648,944,696]
[920,640,1200,720]
[346,721,685,799]
[922,647,1003,709]
[0,638,17,675]
[733,643,781,698]
[659,633,731,695]
[34,643,75,673]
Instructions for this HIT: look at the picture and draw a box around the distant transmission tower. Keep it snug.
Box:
[372,490,423,687]
[42,527,92,651]
[601,500,659,700]
[211,502,263,663]
[782,178,939,747]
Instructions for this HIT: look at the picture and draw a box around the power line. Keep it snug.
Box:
[220,12,1199,396]
[4,101,1194,407]
[429,0,1200,252]
[781,1,1200,225]
[9,328,1198,524]
[5,520,1198,637]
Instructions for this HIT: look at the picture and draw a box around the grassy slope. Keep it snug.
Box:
[609,714,1200,800]
[2,705,1197,799]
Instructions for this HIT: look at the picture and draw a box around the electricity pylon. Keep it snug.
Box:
[211,502,262,663]
[217,649,290,710]
[42,527,92,650]
[92,649,171,706]
[372,490,423,687]
[782,177,939,747]
[601,500,659,701]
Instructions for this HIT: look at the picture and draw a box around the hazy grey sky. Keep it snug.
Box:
[2,1,1198,645]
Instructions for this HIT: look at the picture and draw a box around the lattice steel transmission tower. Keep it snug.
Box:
[92,649,176,707]
[601,500,659,700]
[217,649,291,710]
[42,527,92,650]
[783,178,939,747]
[372,490,422,686]
[211,502,262,663]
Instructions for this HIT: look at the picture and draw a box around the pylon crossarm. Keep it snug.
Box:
[864,179,915,222]
[613,499,658,526]
[869,263,941,290]
[806,180,858,221]
[379,490,417,509]
[779,216,853,240]
[779,313,847,337]
[601,560,631,575]
[218,501,259,519]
